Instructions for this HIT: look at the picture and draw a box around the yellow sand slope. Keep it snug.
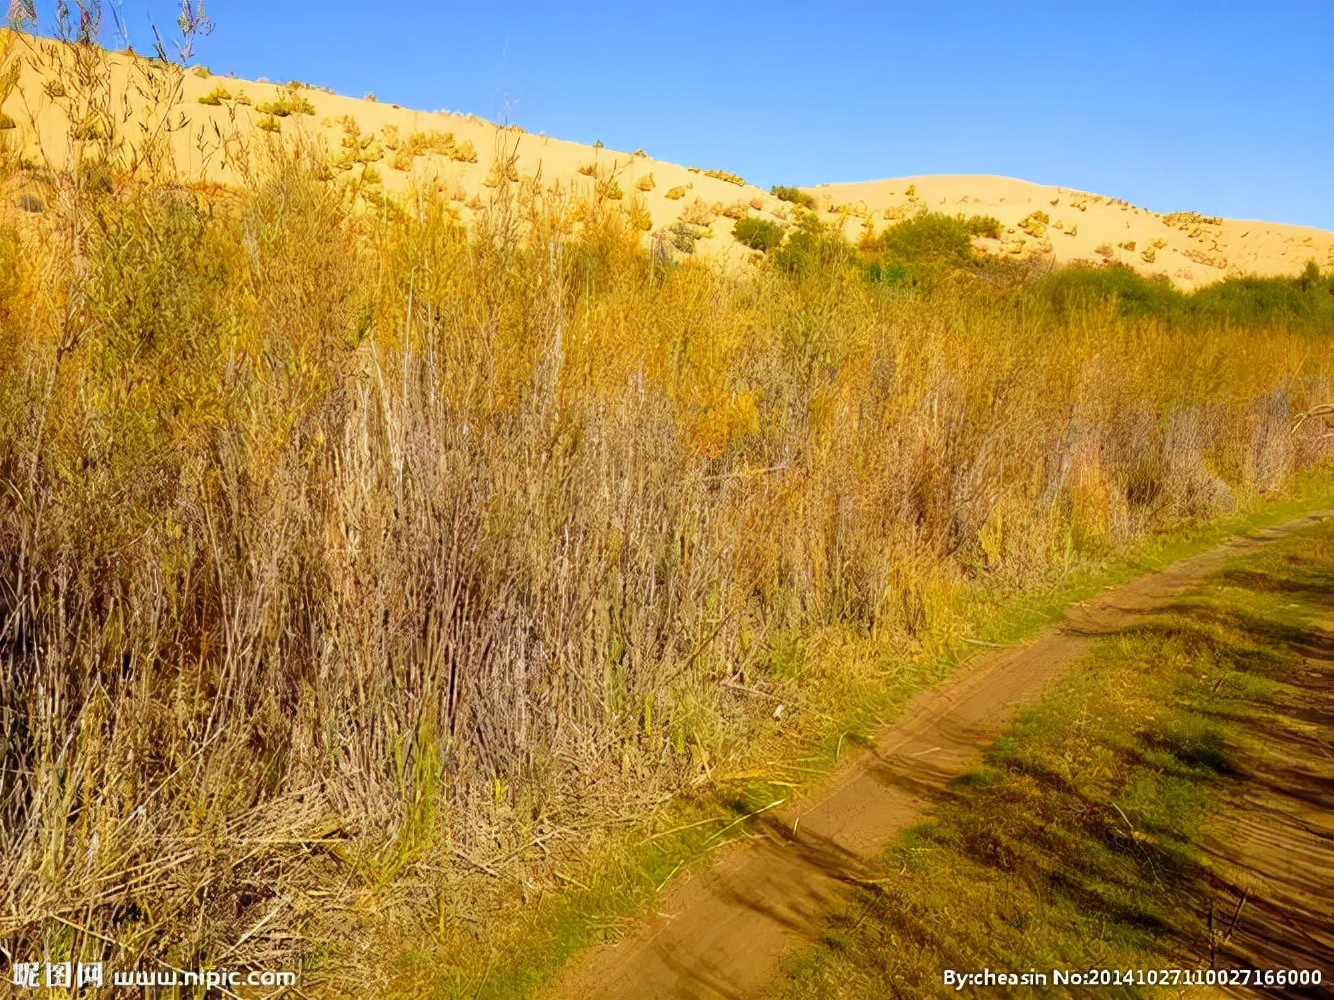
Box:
[3,37,1331,284]
[807,175,1334,287]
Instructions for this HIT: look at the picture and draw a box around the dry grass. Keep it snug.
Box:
[1,24,1332,999]
[678,196,717,226]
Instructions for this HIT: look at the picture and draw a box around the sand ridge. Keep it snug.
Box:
[3,34,1331,285]
[807,174,1334,288]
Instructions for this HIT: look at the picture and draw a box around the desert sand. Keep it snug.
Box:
[808,174,1334,287]
[3,36,1332,285]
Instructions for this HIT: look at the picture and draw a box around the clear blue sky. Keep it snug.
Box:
[49,1,1334,229]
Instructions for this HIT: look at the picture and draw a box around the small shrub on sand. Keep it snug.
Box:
[256,87,315,117]
[1163,210,1222,228]
[1018,210,1050,237]
[197,86,231,106]
[578,162,597,177]
[483,153,519,188]
[669,221,706,252]
[597,177,624,201]
[704,168,745,186]
[679,198,716,226]
[256,114,281,133]
[721,201,748,220]
[391,130,478,166]
[732,216,785,251]
[665,185,687,200]
[771,184,817,210]
[635,173,655,192]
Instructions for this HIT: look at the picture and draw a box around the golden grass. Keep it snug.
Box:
[0,25,1331,998]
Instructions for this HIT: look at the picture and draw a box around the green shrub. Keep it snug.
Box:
[770,185,817,210]
[878,212,1000,266]
[860,212,1001,288]
[772,211,852,274]
[732,216,784,252]
[668,222,701,254]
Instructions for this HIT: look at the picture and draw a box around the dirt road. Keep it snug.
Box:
[546,511,1332,1000]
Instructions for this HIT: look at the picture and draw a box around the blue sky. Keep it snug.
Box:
[42,1,1334,229]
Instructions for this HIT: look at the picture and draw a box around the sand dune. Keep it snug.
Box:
[3,36,1331,285]
[806,175,1334,287]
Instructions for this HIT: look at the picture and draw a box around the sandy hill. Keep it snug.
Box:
[806,175,1334,288]
[3,34,1331,285]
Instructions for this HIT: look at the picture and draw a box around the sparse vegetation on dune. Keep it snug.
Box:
[770,184,817,210]
[0,20,1332,1000]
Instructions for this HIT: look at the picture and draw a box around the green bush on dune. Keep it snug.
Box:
[770,184,817,210]
[861,212,1001,288]
[732,215,785,252]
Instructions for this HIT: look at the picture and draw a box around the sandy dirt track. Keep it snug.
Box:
[548,511,1332,1000]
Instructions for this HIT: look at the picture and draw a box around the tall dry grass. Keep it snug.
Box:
[1,24,1332,996]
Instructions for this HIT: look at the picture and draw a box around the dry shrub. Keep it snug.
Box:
[704,167,745,185]
[679,197,716,225]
